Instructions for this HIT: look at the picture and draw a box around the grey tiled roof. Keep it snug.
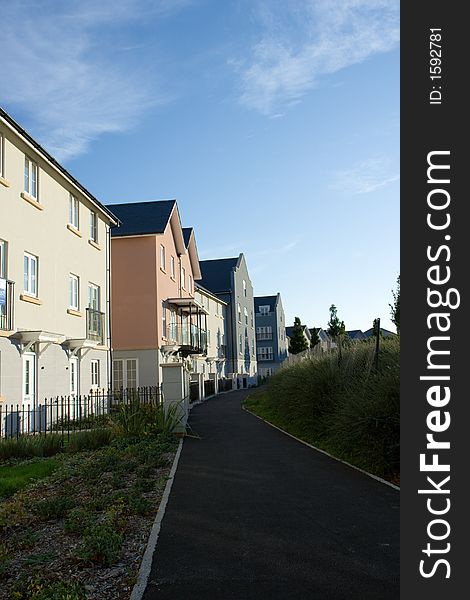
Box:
[108,200,176,237]
[199,257,239,293]
[182,227,193,248]
[254,296,277,311]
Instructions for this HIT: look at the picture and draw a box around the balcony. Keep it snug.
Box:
[0,280,14,332]
[257,354,274,362]
[166,324,207,356]
[257,333,273,341]
[86,308,105,344]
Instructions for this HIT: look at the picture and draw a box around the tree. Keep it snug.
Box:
[288,317,309,354]
[372,318,382,338]
[389,275,400,334]
[310,327,321,349]
[327,304,345,340]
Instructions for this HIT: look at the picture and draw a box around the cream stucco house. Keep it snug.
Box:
[0,108,118,412]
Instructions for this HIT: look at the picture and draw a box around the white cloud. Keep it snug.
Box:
[0,0,191,161]
[235,0,399,115]
[331,156,399,195]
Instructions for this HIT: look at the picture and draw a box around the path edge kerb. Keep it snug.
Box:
[242,406,400,491]
[130,437,184,600]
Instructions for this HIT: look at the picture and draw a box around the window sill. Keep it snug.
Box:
[67,308,82,317]
[160,268,167,274]
[20,294,42,305]
[88,239,101,251]
[170,276,176,282]
[21,192,43,210]
[0,176,11,188]
[67,224,82,238]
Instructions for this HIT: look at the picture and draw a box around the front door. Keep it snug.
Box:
[69,357,80,419]
[23,352,36,405]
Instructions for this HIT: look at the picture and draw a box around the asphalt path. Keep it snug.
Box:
[143,388,399,599]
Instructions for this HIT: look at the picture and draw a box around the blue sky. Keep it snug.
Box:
[1,0,399,332]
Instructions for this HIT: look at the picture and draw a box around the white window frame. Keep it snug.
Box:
[113,358,139,390]
[160,245,166,271]
[24,155,38,199]
[239,333,242,354]
[24,252,38,297]
[243,279,247,297]
[181,266,186,290]
[188,275,192,294]
[259,305,270,315]
[0,132,4,178]
[69,274,80,310]
[171,255,175,279]
[162,301,167,338]
[91,359,100,388]
[238,303,241,323]
[88,283,100,310]
[69,193,79,229]
[0,239,7,279]
[89,210,98,242]
[244,307,248,325]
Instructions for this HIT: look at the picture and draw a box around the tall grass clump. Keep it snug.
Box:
[250,337,399,480]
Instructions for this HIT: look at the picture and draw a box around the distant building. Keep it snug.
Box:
[309,328,334,352]
[199,254,257,387]
[346,330,368,342]
[363,327,397,338]
[254,293,287,376]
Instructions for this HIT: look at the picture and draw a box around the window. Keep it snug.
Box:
[24,156,38,199]
[0,240,7,279]
[91,360,100,388]
[188,275,192,294]
[113,358,138,390]
[257,346,273,361]
[259,305,270,315]
[162,301,167,337]
[89,210,98,242]
[251,310,254,327]
[24,252,38,297]
[239,334,242,354]
[252,338,255,355]
[69,194,79,229]
[160,245,166,271]
[244,307,248,325]
[69,274,79,310]
[169,310,177,341]
[171,255,175,279]
[237,303,241,322]
[0,133,4,178]
[181,267,186,289]
[88,283,100,310]
[257,326,273,340]
[243,279,247,297]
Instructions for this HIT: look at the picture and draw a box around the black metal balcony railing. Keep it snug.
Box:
[257,353,274,361]
[256,333,273,340]
[166,324,207,355]
[86,308,105,343]
[0,280,14,332]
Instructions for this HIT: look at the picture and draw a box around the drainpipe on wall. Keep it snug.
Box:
[106,224,112,390]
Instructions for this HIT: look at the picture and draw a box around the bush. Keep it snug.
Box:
[247,337,400,480]
[33,495,75,520]
[0,435,63,461]
[78,522,122,566]
[66,428,113,453]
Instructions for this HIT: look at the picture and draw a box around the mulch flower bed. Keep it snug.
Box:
[0,433,178,599]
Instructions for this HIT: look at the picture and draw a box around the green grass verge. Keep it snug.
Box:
[244,337,400,484]
[0,459,59,499]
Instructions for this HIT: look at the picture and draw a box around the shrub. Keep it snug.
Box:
[247,337,400,479]
[33,495,75,520]
[66,428,113,453]
[64,508,95,534]
[0,435,63,461]
[78,522,123,566]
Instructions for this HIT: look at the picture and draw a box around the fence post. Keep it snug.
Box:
[374,317,381,370]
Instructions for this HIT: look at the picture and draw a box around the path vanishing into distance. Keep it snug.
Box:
[142,388,399,600]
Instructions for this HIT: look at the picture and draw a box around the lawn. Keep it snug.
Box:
[0,459,59,499]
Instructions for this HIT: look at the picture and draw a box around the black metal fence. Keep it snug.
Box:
[0,386,162,440]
